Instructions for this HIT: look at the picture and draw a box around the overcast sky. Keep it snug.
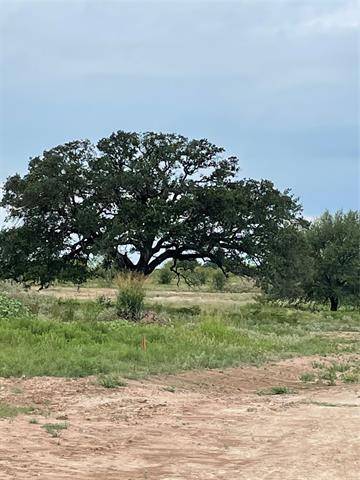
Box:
[0,0,359,224]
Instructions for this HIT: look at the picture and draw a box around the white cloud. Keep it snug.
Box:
[301,2,359,32]
[1,0,358,84]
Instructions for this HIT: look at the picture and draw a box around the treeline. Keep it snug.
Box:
[88,260,242,292]
[156,260,228,291]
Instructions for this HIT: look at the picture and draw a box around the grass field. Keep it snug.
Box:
[0,283,359,378]
[1,282,360,479]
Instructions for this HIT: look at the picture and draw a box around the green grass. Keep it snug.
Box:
[97,374,127,388]
[0,295,358,379]
[257,386,296,395]
[42,422,68,437]
[163,385,176,393]
[299,372,316,383]
[309,359,360,385]
[0,402,34,419]
[342,372,360,383]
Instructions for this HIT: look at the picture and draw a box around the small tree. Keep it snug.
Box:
[306,211,360,311]
[158,263,173,285]
[193,266,207,286]
[258,225,313,302]
[260,211,360,311]
[212,269,227,291]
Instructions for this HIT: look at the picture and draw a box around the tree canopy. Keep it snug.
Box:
[260,211,360,310]
[306,211,360,310]
[0,130,304,286]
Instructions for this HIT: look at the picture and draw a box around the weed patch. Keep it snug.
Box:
[163,386,176,393]
[0,402,34,419]
[42,422,68,437]
[257,386,296,395]
[299,372,316,383]
[97,374,127,388]
[310,359,360,386]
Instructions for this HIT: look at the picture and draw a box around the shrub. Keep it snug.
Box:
[299,372,316,382]
[115,272,145,321]
[0,294,27,318]
[174,305,201,316]
[98,374,127,388]
[158,266,173,285]
[96,295,113,308]
[212,270,227,291]
[90,265,118,287]
[0,281,58,316]
[194,267,207,285]
[257,386,295,395]
[96,307,118,322]
[320,367,337,386]
[42,422,68,437]
[0,401,34,418]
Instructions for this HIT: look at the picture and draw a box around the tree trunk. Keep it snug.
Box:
[329,296,339,311]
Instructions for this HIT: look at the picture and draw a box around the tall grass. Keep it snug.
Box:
[115,272,146,321]
[0,298,358,378]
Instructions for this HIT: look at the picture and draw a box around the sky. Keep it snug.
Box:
[0,0,359,225]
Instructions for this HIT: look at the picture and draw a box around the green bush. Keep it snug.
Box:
[0,281,57,316]
[158,266,173,285]
[194,267,207,285]
[257,386,295,395]
[98,374,127,388]
[115,273,145,321]
[0,294,27,318]
[96,307,118,322]
[96,295,113,308]
[212,270,227,291]
[90,265,118,287]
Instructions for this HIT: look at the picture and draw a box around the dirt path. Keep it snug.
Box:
[0,357,359,479]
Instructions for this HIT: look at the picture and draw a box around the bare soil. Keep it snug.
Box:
[1,356,359,480]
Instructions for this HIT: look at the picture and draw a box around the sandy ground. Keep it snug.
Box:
[0,356,359,480]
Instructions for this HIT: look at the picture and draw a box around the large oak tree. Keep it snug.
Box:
[0,131,304,286]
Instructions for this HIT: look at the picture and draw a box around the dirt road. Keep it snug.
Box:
[0,357,359,480]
